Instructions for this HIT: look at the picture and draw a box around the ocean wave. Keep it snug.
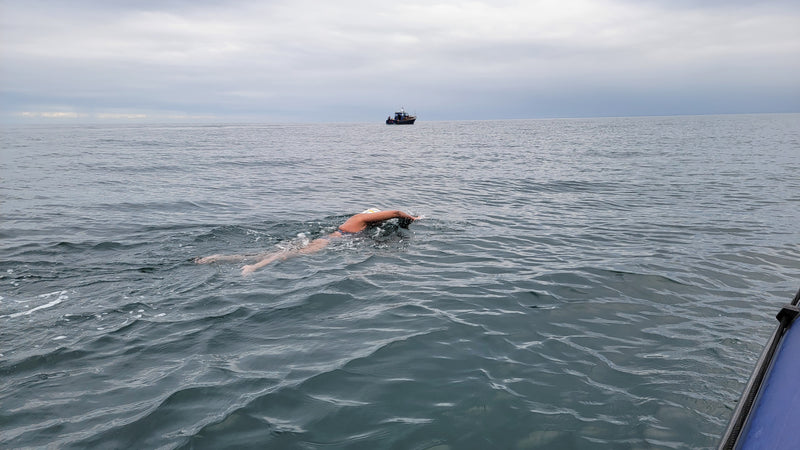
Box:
[3,116,799,449]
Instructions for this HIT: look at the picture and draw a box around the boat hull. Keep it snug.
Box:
[720,287,800,449]
[386,118,416,125]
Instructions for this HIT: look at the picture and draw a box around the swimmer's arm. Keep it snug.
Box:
[359,210,420,224]
[241,238,331,276]
[339,210,421,233]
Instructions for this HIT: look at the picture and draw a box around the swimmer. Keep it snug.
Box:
[196,209,421,276]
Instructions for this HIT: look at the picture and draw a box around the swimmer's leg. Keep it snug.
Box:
[241,238,331,276]
[195,252,270,264]
[241,251,286,276]
[196,254,243,264]
[297,238,332,254]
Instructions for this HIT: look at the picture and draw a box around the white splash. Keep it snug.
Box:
[7,290,68,318]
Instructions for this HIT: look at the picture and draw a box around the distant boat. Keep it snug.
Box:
[386,108,416,125]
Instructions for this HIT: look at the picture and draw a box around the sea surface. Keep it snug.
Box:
[1,114,799,449]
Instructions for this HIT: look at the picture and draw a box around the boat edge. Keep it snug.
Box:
[718,286,800,449]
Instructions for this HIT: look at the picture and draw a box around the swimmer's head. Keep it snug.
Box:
[362,208,381,214]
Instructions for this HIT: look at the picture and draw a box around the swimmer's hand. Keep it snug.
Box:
[398,215,423,228]
[241,264,257,276]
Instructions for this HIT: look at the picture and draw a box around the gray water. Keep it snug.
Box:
[2,114,799,449]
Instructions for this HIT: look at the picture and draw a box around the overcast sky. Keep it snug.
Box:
[1,0,798,122]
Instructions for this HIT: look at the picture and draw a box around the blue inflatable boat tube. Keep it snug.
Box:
[719,287,800,449]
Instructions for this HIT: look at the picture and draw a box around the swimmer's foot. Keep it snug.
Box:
[195,254,223,264]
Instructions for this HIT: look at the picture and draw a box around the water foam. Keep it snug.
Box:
[6,290,68,319]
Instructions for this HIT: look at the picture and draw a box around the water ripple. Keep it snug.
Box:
[1,115,799,448]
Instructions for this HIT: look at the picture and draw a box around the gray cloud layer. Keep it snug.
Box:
[2,0,798,121]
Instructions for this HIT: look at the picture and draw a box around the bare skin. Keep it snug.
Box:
[197,210,420,276]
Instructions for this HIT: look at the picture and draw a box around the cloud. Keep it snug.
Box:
[1,0,798,121]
